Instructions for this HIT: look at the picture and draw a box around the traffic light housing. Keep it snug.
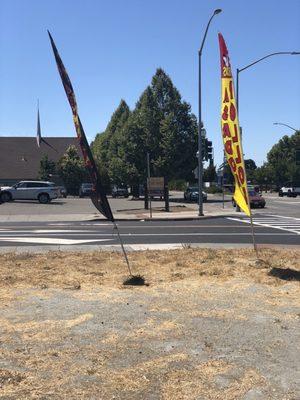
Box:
[201,136,207,160]
[206,140,213,160]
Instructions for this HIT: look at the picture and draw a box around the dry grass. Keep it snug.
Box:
[0,248,299,291]
[0,248,299,399]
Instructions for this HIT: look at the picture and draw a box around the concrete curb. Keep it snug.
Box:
[0,212,238,223]
[0,243,299,254]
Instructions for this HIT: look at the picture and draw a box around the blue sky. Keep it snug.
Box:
[0,0,299,167]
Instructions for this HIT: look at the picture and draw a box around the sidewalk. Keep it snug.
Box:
[0,207,237,222]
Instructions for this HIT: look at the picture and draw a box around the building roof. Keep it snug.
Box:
[0,137,81,180]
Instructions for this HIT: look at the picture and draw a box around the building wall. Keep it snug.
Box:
[0,137,81,185]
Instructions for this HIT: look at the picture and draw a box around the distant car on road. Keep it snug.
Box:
[111,186,129,198]
[232,190,266,208]
[278,183,300,197]
[0,181,59,204]
[184,186,207,202]
[79,183,93,198]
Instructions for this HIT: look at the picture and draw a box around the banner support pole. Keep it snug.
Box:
[113,221,132,276]
[249,213,258,257]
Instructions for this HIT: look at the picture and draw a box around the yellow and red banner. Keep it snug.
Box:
[218,33,250,216]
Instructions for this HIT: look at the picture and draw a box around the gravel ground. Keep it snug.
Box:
[0,248,299,399]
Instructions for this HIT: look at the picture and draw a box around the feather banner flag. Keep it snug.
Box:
[218,33,250,216]
[48,31,114,222]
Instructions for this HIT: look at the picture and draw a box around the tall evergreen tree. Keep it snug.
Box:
[38,154,56,180]
[91,100,131,185]
[120,69,198,185]
[57,145,88,195]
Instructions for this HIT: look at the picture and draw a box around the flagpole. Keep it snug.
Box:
[113,221,132,276]
[236,72,258,256]
[249,213,258,257]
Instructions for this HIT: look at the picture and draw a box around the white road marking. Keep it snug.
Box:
[227,216,300,235]
[268,214,300,220]
[0,237,112,245]
[34,229,85,233]
[273,200,300,204]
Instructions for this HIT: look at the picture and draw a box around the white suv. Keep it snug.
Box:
[0,181,59,204]
[279,182,300,198]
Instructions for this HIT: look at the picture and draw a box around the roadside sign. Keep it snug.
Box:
[148,177,164,190]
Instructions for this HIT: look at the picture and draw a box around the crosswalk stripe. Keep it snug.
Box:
[227,216,300,235]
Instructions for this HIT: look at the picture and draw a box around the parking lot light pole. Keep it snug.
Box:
[198,8,222,216]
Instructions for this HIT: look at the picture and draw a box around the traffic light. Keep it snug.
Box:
[201,136,207,160]
[206,140,213,160]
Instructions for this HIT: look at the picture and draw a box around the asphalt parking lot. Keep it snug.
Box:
[0,192,299,219]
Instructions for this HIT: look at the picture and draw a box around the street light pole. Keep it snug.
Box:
[198,8,222,216]
[235,51,300,212]
[273,122,298,132]
[236,51,300,119]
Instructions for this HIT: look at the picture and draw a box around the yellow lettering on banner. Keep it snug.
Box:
[221,78,250,216]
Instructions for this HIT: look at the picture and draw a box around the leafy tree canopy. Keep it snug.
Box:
[92,69,198,186]
[57,145,88,195]
[38,154,56,181]
[266,131,300,185]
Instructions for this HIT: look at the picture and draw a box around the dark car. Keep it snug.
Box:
[232,190,266,208]
[184,186,207,202]
[189,190,207,203]
[112,186,129,198]
[79,183,93,198]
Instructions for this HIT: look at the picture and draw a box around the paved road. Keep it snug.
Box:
[0,215,299,248]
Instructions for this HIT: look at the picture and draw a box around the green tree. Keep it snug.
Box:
[57,145,88,195]
[91,100,131,186]
[203,163,217,183]
[119,68,198,185]
[267,131,300,186]
[244,159,257,183]
[38,154,56,180]
[253,163,274,187]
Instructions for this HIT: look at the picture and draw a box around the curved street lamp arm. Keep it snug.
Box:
[238,51,300,73]
[199,9,221,55]
[273,122,298,132]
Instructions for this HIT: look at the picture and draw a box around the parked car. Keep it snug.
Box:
[0,181,59,204]
[184,186,207,202]
[189,190,207,203]
[232,190,266,208]
[79,183,93,197]
[111,186,129,198]
[278,182,300,197]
